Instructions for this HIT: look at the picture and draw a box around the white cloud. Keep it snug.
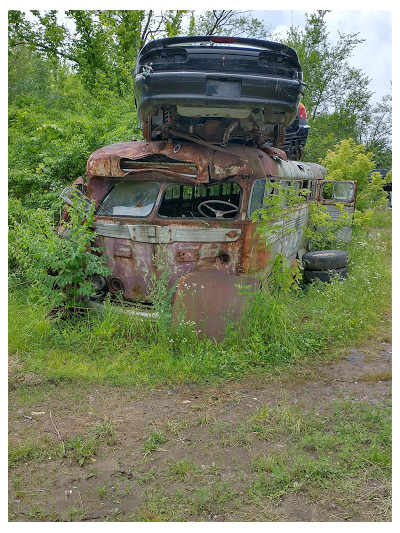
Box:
[324,11,392,101]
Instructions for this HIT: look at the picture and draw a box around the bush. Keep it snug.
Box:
[9,196,110,307]
[321,139,391,211]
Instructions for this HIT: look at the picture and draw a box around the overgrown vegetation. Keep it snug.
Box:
[8,207,391,387]
[9,197,110,307]
[8,9,392,386]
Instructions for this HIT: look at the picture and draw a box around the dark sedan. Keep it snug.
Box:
[134,36,305,147]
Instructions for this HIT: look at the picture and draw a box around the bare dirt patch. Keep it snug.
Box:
[8,339,392,522]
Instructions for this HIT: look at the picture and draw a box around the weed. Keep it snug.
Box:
[152,418,188,435]
[64,434,99,466]
[142,430,168,456]
[134,467,157,485]
[97,484,108,499]
[67,506,85,521]
[222,423,253,447]
[27,506,50,521]
[8,439,56,467]
[8,211,391,388]
[195,415,209,427]
[250,453,289,474]
[92,418,118,445]
[166,458,199,481]
[250,403,306,440]
[9,197,110,307]
[192,482,238,514]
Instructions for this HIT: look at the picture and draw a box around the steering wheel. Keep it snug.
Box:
[198,200,239,219]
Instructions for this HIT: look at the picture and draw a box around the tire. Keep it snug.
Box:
[304,266,348,283]
[302,250,348,271]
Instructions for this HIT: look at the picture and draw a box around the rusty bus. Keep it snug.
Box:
[61,139,356,339]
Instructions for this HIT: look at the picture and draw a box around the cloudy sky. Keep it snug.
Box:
[254,9,392,104]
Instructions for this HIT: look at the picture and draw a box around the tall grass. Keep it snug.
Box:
[8,210,391,387]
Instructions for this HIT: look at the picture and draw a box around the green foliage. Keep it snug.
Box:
[64,434,99,466]
[8,51,141,211]
[8,210,391,387]
[9,10,265,95]
[304,115,358,163]
[267,254,303,295]
[8,11,391,210]
[143,431,168,456]
[360,93,392,163]
[322,139,375,190]
[280,10,391,164]
[251,181,308,294]
[7,12,392,391]
[320,138,391,211]
[357,171,391,211]
[9,196,110,306]
[146,248,178,316]
[304,202,371,251]
[252,181,309,238]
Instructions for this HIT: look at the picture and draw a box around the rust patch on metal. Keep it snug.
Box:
[86,140,284,188]
[172,271,260,341]
[176,249,200,262]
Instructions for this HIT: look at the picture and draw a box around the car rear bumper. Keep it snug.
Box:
[136,72,303,125]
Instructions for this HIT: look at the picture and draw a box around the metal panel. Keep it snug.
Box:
[324,205,354,243]
[266,204,309,260]
[172,271,260,341]
[276,160,327,180]
[94,222,241,244]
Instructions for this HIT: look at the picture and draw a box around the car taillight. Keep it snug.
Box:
[210,37,237,44]
[298,103,307,119]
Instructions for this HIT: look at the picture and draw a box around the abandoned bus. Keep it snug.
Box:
[62,139,356,338]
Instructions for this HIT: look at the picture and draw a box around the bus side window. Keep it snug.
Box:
[293,181,301,194]
[248,179,266,218]
[309,181,316,199]
[279,180,290,207]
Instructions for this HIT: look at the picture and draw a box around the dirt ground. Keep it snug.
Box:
[8,338,392,522]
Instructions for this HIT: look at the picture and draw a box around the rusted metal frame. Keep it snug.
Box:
[86,140,284,186]
[167,129,248,162]
[315,179,357,206]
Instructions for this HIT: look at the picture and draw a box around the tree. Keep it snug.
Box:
[358,93,392,168]
[321,139,390,210]
[8,10,269,95]
[187,10,269,38]
[281,11,373,162]
[283,10,371,119]
[8,10,190,94]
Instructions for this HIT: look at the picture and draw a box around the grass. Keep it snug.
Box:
[92,418,118,445]
[142,430,168,456]
[8,209,391,388]
[8,438,57,467]
[166,458,200,481]
[130,398,390,520]
[9,417,120,469]
[8,391,391,521]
